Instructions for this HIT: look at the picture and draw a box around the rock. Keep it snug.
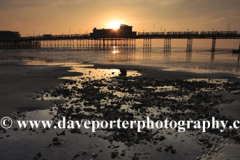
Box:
[82,150,87,155]
[156,146,162,152]
[120,150,125,156]
[13,128,18,131]
[91,153,98,158]
[56,130,65,136]
[52,137,61,145]
[47,144,52,148]
[119,69,127,76]
[52,137,59,142]
[120,152,125,157]
[36,152,42,157]
[171,149,176,154]
[132,155,139,160]
[159,136,166,141]
[111,152,118,159]
[72,154,80,160]
[165,145,173,152]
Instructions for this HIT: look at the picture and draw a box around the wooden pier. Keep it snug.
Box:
[0,29,240,51]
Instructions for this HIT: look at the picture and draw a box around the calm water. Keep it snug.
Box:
[0,47,240,74]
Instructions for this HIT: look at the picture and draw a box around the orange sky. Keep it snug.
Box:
[0,0,239,48]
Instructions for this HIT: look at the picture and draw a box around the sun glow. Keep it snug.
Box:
[109,21,121,30]
[111,46,119,54]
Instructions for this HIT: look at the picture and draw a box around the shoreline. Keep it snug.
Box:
[1,59,240,122]
[1,59,240,159]
[91,63,240,81]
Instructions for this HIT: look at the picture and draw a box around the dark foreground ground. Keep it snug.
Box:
[0,61,240,159]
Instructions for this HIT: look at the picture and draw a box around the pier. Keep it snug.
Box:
[0,25,240,51]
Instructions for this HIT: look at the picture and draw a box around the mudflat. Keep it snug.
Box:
[0,60,82,118]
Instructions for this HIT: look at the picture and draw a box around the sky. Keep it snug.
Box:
[0,0,240,48]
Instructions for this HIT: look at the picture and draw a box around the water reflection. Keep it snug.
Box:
[186,51,192,62]
[211,52,215,62]
[2,47,240,75]
[143,50,151,60]
[106,49,136,62]
[112,49,119,54]
[163,51,171,61]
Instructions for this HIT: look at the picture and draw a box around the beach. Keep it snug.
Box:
[0,60,82,118]
[0,48,240,159]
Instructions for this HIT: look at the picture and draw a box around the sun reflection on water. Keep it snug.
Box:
[112,46,119,54]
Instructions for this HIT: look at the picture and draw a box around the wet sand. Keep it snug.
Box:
[212,143,240,160]
[1,60,240,159]
[0,60,82,118]
[93,63,239,80]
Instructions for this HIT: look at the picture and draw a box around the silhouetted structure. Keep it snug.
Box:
[0,31,40,49]
[119,69,127,76]
[0,26,240,50]
[232,43,240,53]
[0,31,20,40]
[90,24,136,37]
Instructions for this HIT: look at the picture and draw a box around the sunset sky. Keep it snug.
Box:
[0,0,239,48]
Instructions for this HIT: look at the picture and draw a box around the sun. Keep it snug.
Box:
[109,21,121,30]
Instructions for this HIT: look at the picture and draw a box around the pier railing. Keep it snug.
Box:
[138,31,238,36]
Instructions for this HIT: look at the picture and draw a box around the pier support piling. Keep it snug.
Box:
[164,38,171,51]
[186,38,193,51]
[211,38,216,52]
[143,38,151,51]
